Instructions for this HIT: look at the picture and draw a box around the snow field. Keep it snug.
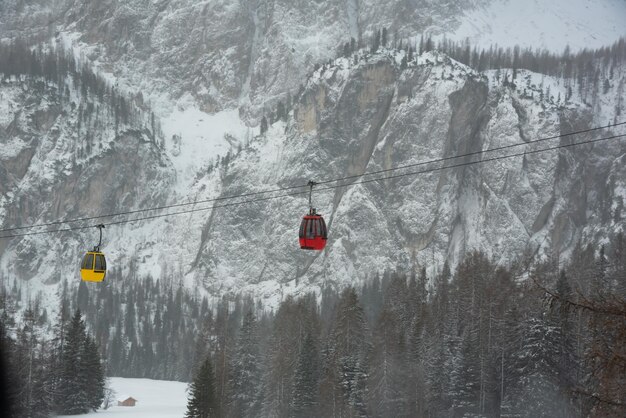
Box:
[450,0,626,51]
[57,377,188,418]
[160,106,250,188]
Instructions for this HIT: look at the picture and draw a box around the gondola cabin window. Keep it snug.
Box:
[94,254,106,271]
[82,253,94,269]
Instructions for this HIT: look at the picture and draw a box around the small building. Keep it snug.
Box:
[117,396,138,407]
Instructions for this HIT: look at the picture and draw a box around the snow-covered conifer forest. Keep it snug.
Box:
[2,236,626,416]
[0,0,625,417]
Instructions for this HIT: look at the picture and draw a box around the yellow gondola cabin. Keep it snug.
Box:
[80,224,106,282]
[80,251,106,282]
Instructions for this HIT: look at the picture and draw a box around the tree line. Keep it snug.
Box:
[346,27,626,81]
[183,233,626,417]
[0,38,165,148]
[0,304,105,417]
[1,232,624,417]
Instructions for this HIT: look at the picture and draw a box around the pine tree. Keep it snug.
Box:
[262,296,319,417]
[426,263,452,415]
[229,311,261,418]
[400,54,407,70]
[508,316,573,417]
[500,305,523,416]
[318,339,341,418]
[450,326,480,416]
[614,232,626,297]
[50,293,70,411]
[13,324,30,416]
[332,288,370,417]
[369,306,408,417]
[84,336,105,411]
[276,101,286,121]
[17,307,44,417]
[59,309,90,415]
[125,292,137,345]
[56,309,105,414]
[31,340,53,418]
[0,313,21,418]
[291,332,320,417]
[213,300,232,416]
[108,323,124,376]
[186,355,219,418]
[343,42,351,57]
[424,36,433,53]
[555,270,576,386]
[77,280,89,313]
[371,29,381,54]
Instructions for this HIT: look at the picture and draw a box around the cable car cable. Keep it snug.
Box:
[0,121,622,234]
[1,131,624,240]
[315,132,626,190]
[1,131,625,239]
[314,120,626,186]
[0,189,312,239]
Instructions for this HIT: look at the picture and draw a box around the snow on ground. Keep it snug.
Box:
[160,104,251,187]
[449,0,626,51]
[57,377,188,418]
[57,31,253,189]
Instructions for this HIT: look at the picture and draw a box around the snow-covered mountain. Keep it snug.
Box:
[0,0,483,114]
[0,52,174,291]
[1,0,622,115]
[448,0,626,51]
[1,0,625,307]
[187,49,626,298]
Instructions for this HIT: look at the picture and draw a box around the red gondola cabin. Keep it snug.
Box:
[299,212,328,250]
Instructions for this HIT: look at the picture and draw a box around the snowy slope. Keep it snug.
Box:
[0,0,484,115]
[1,1,623,117]
[183,50,626,300]
[449,0,626,51]
[1,1,626,312]
[57,378,187,418]
[1,47,626,311]
[160,106,251,187]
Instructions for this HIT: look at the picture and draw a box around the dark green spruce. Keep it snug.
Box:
[186,355,220,418]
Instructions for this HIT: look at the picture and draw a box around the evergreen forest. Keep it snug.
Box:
[0,307,105,417]
[0,31,625,418]
[1,233,625,417]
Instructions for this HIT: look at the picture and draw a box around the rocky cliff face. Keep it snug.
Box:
[0,1,625,305]
[0,0,482,114]
[184,51,625,299]
[0,77,174,284]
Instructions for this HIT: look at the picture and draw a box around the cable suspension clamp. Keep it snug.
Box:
[94,224,105,252]
[307,180,318,215]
